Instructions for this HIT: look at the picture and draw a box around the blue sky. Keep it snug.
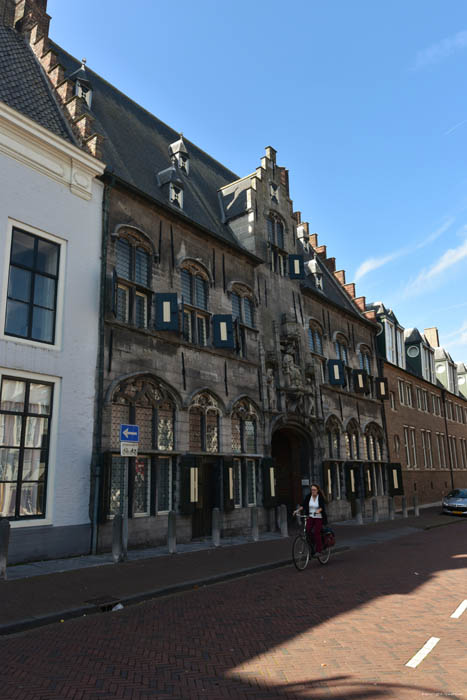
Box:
[48,0,467,363]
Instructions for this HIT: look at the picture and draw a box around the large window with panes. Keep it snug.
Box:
[5,227,60,344]
[267,215,287,275]
[334,335,349,365]
[188,394,220,453]
[181,266,209,346]
[108,454,173,518]
[358,346,372,374]
[0,376,53,519]
[115,237,151,328]
[231,288,255,357]
[307,323,323,355]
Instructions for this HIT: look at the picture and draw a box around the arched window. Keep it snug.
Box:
[231,399,258,454]
[335,334,349,365]
[180,262,209,346]
[115,234,151,328]
[231,284,255,358]
[307,322,323,355]
[266,214,286,275]
[364,423,384,461]
[109,376,176,518]
[358,346,372,374]
[345,420,360,459]
[326,416,341,459]
[189,392,220,453]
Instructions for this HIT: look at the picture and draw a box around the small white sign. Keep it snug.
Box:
[163,301,171,323]
[294,259,300,275]
[220,322,228,341]
[121,442,138,457]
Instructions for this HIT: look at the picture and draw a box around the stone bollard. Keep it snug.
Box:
[275,505,281,531]
[0,518,10,581]
[413,493,420,517]
[372,497,379,523]
[401,496,408,518]
[268,507,276,533]
[250,506,259,542]
[168,510,177,554]
[112,514,125,563]
[388,496,395,520]
[354,498,363,525]
[280,504,288,538]
[212,507,220,548]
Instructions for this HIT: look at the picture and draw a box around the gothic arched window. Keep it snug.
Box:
[345,420,360,459]
[326,416,341,459]
[189,392,220,453]
[114,233,151,328]
[180,262,209,346]
[231,399,258,454]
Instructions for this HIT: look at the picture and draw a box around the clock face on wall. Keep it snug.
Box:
[459,376,465,385]
[436,363,446,374]
[407,345,420,358]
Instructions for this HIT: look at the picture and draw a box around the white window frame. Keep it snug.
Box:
[1,219,67,351]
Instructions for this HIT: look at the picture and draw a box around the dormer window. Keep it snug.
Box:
[170,182,183,208]
[270,183,279,204]
[70,60,92,108]
[306,258,323,291]
[169,135,190,175]
[76,80,92,107]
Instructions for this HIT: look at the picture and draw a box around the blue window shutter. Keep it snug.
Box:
[288,254,305,279]
[155,293,179,331]
[353,369,368,394]
[111,267,118,316]
[328,359,345,386]
[212,315,234,348]
[376,377,389,400]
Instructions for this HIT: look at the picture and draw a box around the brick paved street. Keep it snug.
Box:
[1,522,466,700]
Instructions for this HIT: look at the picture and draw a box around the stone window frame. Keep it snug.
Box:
[357,343,372,375]
[364,422,385,462]
[266,212,287,275]
[113,228,153,330]
[325,415,341,459]
[180,261,211,347]
[230,398,259,455]
[307,319,324,357]
[334,332,350,366]
[188,391,221,454]
[344,419,360,460]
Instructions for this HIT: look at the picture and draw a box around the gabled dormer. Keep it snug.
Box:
[169,135,189,175]
[157,165,184,209]
[457,362,467,399]
[69,59,93,107]
[434,347,458,394]
[404,328,434,382]
[367,302,405,368]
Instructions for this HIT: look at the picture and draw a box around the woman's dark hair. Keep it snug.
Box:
[310,483,327,504]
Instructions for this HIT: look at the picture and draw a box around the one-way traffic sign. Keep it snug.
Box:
[120,424,139,442]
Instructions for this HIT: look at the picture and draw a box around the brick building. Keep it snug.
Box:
[2,0,407,557]
[370,303,467,507]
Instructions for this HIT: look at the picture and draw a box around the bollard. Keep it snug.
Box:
[280,504,288,538]
[388,496,395,520]
[212,507,221,547]
[372,497,379,523]
[250,506,259,542]
[112,514,124,563]
[0,518,10,581]
[402,495,408,518]
[413,493,420,517]
[268,507,276,533]
[354,498,363,525]
[275,504,281,531]
[122,514,128,561]
[168,510,177,554]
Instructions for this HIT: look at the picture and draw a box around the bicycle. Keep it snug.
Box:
[292,514,331,570]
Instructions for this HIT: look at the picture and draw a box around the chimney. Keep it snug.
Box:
[265,146,276,163]
[424,327,440,348]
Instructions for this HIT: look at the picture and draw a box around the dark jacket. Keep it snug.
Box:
[302,492,328,525]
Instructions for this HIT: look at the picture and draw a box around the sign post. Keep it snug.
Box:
[120,424,139,457]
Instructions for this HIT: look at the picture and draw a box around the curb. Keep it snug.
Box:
[0,545,350,637]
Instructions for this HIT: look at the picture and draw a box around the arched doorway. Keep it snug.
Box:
[271,427,314,514]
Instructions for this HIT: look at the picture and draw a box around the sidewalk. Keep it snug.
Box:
[0,507,464,636]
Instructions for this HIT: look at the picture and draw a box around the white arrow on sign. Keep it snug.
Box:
[122,428,138,438]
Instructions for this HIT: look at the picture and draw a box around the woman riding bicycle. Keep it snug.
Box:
[293,483,328,556]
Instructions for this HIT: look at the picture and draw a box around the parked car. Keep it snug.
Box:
[442,489,467,516]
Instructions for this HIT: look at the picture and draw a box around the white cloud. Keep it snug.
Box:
[444,118,467,136]
[405,237,467,295]
[414,30,467,70]
[354,218,454,281]
[355,252,402,281]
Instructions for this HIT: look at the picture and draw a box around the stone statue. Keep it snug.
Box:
[266,368,277,411]
[282,346,302,388]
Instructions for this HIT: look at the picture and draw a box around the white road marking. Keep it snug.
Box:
[405,637,440,668]
[451,600,467,619]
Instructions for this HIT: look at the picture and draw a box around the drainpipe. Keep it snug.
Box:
[90,175,114,555]
[441,388,455,490]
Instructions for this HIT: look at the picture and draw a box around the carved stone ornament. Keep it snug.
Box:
[113,378,164,406]
[266,367,278,412]
[191,392,219,411]
[281,343,303,389]
[233,398,257,419]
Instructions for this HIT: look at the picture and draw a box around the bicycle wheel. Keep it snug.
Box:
[292,535,310,571]
[317,546,331,565]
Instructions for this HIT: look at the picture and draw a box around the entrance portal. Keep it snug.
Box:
[271,428,313,514]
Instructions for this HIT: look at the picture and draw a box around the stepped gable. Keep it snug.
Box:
[305,231,378,323]
[0,24,73,142]
[48,43,249,250]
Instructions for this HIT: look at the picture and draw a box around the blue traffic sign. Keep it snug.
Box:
[120,424,139,442]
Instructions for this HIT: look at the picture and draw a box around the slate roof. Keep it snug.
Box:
[301,254,360,316]
[0,25,74,142]
[51,42,247,250]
